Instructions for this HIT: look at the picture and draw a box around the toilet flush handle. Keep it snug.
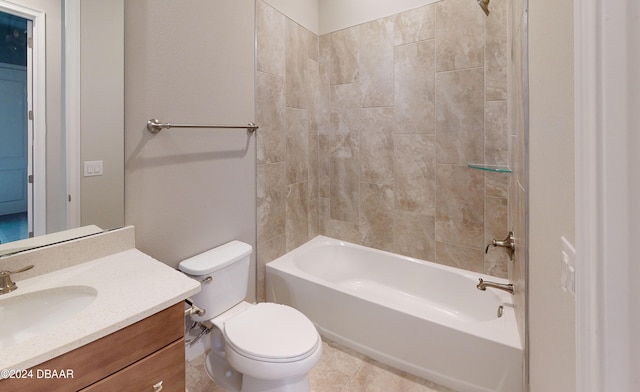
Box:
[184,298,205,317]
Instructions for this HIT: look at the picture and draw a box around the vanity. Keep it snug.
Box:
[0,227,200,392]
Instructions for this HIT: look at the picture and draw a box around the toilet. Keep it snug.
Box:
[179,240,322,392]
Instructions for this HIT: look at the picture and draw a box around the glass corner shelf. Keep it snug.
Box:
[467,164,512,173]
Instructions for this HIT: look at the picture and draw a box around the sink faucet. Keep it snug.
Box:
[476,278,514,295]
[0,265,34,295]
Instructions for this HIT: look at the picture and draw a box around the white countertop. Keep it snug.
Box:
[0,249,200,371]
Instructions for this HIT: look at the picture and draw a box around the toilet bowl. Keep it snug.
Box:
[179,241,322,392]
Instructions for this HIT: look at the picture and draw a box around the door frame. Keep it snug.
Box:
[575,0,638,390]
[64,0,81,228]
[0,1,46,236]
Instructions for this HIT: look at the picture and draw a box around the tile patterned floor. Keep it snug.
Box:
[186,338,456,392]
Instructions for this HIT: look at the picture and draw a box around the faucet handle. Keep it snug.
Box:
[0,265,34,295]
[485,232,515,260]
[0,264,34,275]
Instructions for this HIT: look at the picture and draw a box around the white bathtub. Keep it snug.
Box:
[266,236,522,392]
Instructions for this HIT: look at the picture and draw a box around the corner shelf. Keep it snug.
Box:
[467,164,512,173]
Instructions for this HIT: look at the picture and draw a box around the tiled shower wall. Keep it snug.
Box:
[508,0,528,366]
[256,0,320,300]
[257,0,510,300]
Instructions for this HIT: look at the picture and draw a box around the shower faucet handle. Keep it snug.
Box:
[485,232,515,260]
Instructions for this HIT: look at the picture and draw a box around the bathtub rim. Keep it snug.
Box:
[266,235,521,351]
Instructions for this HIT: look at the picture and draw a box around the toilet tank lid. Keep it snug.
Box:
[178,240,253,276]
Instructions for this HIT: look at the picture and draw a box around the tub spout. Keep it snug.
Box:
[477,278,514,295]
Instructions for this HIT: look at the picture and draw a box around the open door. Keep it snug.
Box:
[0,64,28,216]
[0,12,30,243]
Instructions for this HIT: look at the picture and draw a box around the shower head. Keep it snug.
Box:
[478,0,490,16]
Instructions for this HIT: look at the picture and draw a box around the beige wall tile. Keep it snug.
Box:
[486,171,510,198]
[435,241,485,273]
[256,3,319,273]
[331,83,361,135]
[394,40,436,134]
[360,108,394,185]
[308,134,319,199]
[319,197,329,236]
[330,27,360,85]
[308,196,319,239]
[331,132,359,161]
[393,211,436,262]
[359,183,394,251]
[307,58,320,135]
[326,218,360,244]
[257,163,286,244]
[319,135,331,198]
[394,4,435,46]
[359,17,395,108]
[485,0,508,100]
[319,30,331,64]
[485,100,509,166]
[394,134,436,215]
[256,0,286,77]
[286,108,309,184]
[436,68,484,165]
[286,19,309,108]
[330,157,359,223]
[306,26,319,62]
[435,0,484,72]
[256,71,286,165]
[318,36,332,135]
[435,165,484,247]
[286,182,309,251]
[258,0,511,283]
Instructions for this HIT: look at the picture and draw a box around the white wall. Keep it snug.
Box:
[263,0,318,34]
[528,0,576,390]
[79,0,124,231]
[264,0,442,35]
[124,0,257,301]
[318,0,439,34]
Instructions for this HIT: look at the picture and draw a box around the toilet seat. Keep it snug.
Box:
[223,303,320,363]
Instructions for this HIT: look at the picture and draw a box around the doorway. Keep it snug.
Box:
[0,11,30,244]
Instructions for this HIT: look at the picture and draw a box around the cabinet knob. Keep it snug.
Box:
[152,381,163,392]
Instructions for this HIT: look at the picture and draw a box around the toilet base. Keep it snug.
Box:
[206,352,312,392]
[206,351,242,391]
[241,374,311,392]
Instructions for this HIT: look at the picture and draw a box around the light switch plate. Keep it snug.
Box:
[83,160,103,177]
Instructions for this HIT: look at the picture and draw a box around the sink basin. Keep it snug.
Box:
[0,286,97,349]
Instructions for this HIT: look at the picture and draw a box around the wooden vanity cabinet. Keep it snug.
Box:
[0,303,185,392]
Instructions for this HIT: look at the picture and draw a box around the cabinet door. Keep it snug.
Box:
[81,339,185,392]
[0,303,183,392]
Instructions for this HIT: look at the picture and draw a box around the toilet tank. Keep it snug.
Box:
[178,240,253,322]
